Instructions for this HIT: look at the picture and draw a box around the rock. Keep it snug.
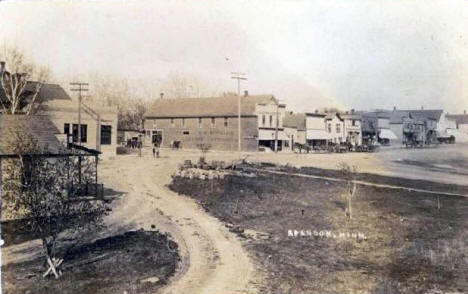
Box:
[141,276,160,284]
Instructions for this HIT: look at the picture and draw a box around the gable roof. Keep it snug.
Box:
[325,112,343,121]
[447,114,468,125]
[0,114,64,155]
[145,94,277,118]
[283,113,306,130]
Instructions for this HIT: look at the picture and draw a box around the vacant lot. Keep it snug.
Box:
[170,164,468,294]
[2,230,179,294]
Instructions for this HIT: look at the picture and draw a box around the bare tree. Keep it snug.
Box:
[0,44,51,114]
[338,162,358,219]
[162,72,218,99]
[89,74,149,130]
[2,130,107,279]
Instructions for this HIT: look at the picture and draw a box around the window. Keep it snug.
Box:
[170,118,174,127]
[146,130,151,136]
[183,130,190,135]
[198,117,202,128]
[101,125,112,145]
[224,117,228,127]
[269,115,273,126]
[328,123,332,133]
[352,119,356,126]
[64,123,70,134]
[262,115,266,126]
[336,123,341,133]
[72,124,87,143]
[211,117,215,127]
[182,118,185,127]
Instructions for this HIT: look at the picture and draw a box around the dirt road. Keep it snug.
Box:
[99,153,262,294]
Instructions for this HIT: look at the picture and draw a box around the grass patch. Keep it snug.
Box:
[169,166,468,294]
[2,230,179,294]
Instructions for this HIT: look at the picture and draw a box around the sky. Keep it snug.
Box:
[1,0,467,113]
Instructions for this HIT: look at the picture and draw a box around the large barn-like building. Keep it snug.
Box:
[143,93,287,152]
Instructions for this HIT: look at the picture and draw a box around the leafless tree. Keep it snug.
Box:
[162,72,218,99]
[0,44,51,114]
[338,162,358,219]
[89,74,149,130]
[2,130,107,279]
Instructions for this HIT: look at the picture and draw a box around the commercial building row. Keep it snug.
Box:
[143,94,468,152]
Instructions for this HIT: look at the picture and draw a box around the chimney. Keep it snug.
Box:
[421,106,424,110]
[0,61,5,74]
[393,106,397,111]
[244,90,248,97]
[465,110,467,115]
[160,92,164,99]
[315,109,318,114]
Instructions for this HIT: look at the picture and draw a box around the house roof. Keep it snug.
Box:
[361,112,391,119]
[341,113,362,120]
[447,114,468,125]
[145,94,277,118]
[283,113,306,130]
[0,114,64,155]
[325,112,343,121]
[388,109,443,124]
[0,82,72,104]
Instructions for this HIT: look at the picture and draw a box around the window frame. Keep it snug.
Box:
[100,125,112,145]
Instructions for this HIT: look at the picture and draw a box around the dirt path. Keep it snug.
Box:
[100,153,262,294]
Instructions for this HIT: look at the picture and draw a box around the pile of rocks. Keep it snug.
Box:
[173,168,227,180]
[172,159,233,180]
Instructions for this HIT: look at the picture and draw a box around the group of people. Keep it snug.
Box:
[126,138,142,149]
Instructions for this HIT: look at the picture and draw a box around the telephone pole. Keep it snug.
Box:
[70,82,89,146]
[274,99,284,153]
[230,72,247,155]
[70,82,89,187]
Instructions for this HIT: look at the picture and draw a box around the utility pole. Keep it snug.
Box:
[230,72,247,155]
[70,82,89,187]
[274,99,284,153]
[70,82,89,146]
[274,101,279,153]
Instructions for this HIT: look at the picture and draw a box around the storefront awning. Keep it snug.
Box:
[306,129,330,140]
[379,129,398,140]
[258,129,288,140]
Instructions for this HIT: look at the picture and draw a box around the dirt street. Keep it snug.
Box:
[248,143,468,186]
[99,151,262,294]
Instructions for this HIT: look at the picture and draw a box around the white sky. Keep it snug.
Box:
[1,0,468,112]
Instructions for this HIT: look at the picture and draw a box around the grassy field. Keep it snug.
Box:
[169,164,468,294]
[2,230,179,294]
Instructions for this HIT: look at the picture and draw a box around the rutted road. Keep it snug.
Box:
[100,153,262,294]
